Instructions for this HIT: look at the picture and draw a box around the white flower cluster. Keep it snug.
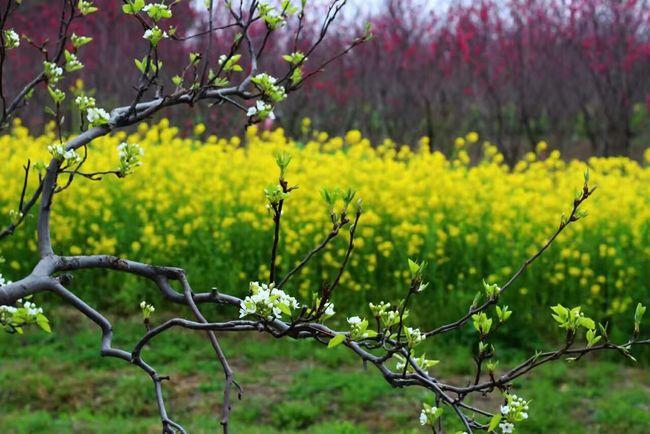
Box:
[74,95,96,111]
[322,303,335,317]
[1,299,43,326]
[239,282,299,319]
[499,393,530,433]
[395,353,439,373]
[4,29,20,49]
[143,26,168,47]
[21,300,43,316]
[140,300,155,319]
[86,107,110,126]
[71,33,92,48]
[369,301,390,314]
[404,326,424,347]
[0,292,50,334]
[0,304,17,315]
[347,316,361,325]
[258,2,286,30]
[48,144,82,165]
[383,310,401,325]
[247,100,275,121]
[8,209,23,224]
[369,301,404,328]
[346,316,377,340]
[78,0,98,15]
[117,142,144,175]
[218,54,243,72]
[143,3,172,21]
[64,50,84,72]
[248,73,287,121]
[43,61,63,84]
[419,403,443,426]
[251,73,287,102]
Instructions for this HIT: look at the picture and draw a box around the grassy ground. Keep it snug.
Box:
[1,309,648,434]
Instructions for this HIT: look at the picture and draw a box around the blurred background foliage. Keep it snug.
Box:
[4,0,650,159]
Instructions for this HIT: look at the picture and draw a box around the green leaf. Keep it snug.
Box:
[578,316,595,330]
[134,58,145,73]
[277,302,292,317]
[488,413,502,432]
[585,328,601,348]
[551,314,564,325]
[550,304,568,318]
[407,258,419,276]
[36,314,51,333]
[189,52,201,64]
[635,302,646,323]
[213,77,229,87]
[364,330,378,338]
[328,333,346,348]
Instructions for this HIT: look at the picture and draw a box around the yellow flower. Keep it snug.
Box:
[193,123,206,136]
[0,120,645,323]
[345,129,362,145]
[465,132,479,143]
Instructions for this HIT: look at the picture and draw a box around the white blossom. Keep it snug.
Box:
[251,73,286,104]
[48,144,81,164]
[143,3,172,21]
[323,303,335,317]
[74,95,96,110]
[0,305,17,314]
[405,326,424,346]
[499,422,514,434]
[239,282,299,319]
[86,107,110,126]
[22,301,43,316]
[1,297,47,332]
[347,316,361,325]
[418,404,441,426]
[64,50,84,72]
[43,61,64,84]
[4,29,20,49]
[117,142,144,174]
[254,73,277,85]
[140,300,155,319]
[418,410,428,426]
[247,100,275,120]
[143,26,168,46]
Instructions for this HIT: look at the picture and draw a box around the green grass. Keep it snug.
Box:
[0,310,648,433]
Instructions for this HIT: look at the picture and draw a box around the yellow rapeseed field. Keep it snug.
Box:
[1,119,648,335]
